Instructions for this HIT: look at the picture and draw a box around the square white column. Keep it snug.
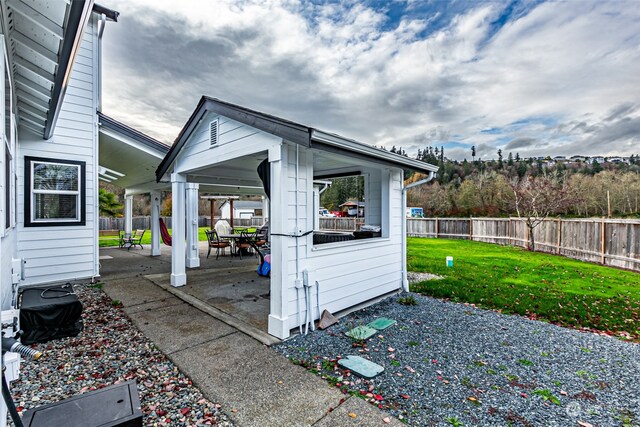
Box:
[171,173,187,287]
[124,194,133,235]
[267,145,290,339]
[150,191,161,256]
[185,183,200,268]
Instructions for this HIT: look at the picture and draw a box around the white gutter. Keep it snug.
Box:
[312,130,439,174]
[401,171,436,291]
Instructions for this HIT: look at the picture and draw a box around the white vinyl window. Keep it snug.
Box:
[25,157,86,226]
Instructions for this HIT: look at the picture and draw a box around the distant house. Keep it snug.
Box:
[607,157,624,164]
[220,200,264,219]
[339,201,365,217]
[592,156,605,163]
[570,155,586,162]
[553,156,567,162]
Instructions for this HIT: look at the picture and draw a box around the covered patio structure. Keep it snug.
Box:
[98,113,273,338]
[155,97,438,339]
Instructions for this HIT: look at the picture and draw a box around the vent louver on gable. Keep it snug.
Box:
[210,119,219,146]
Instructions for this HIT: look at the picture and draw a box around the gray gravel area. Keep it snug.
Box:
[8,284,232,427]
[275,293,640,427]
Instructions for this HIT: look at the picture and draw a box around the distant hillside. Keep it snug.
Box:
[402,146,640,218]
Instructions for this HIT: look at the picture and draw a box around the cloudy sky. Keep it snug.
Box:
[100,0,640,161]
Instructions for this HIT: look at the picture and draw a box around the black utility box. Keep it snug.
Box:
[21,381,142,427]
[353,230,382,239]
[18,283,83,345]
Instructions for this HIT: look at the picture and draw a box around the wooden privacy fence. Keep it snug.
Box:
[99,216,356,230]
[407,217,640,272]
[99,216,265,230]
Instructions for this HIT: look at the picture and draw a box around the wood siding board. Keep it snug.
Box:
[17,22,98,285]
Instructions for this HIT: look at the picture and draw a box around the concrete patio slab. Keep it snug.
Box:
[98,244,403,426]
[145,272,278,346]
[126,303,236,355]
[170,332,343,427]
[313,395,405,427]
[101,276,174,307]
[122,296,183,315]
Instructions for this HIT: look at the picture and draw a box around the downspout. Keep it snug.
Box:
[295,145,303,333]
[401,171,436,292]
[97,14,106,111]
[93,13,106,281]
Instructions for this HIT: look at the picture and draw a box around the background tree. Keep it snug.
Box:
[99,188,123,217]
[510,173,579,250]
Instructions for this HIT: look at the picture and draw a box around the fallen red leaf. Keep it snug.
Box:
[180,407,190,415]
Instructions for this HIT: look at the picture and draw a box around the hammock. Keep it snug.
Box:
[159,218,172,246]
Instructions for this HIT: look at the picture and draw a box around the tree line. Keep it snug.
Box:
[399,146,640,219]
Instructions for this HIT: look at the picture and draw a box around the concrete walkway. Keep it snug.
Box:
[100,248,402,427]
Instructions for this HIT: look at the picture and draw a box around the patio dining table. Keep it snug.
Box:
[218,233,254,257]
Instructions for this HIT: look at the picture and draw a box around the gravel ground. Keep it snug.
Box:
[8,284,232,427]
[274,293,640,427]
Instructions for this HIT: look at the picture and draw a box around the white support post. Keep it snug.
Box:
[261,195,269,223]
[267,144,290,339]
[185,183,200,268]
[171,173,187,287]
[150,191,161,256]
[124,194,133,235]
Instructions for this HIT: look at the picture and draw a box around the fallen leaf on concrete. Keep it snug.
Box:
[348,412,357,418]
[383,417,391,424]
[577,422,594,427]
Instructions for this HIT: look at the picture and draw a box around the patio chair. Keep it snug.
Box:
[236,230,257,259]
[205,229,230,259]
[255,222,269,248]
[125,229,145,250]
[120,229,144,250]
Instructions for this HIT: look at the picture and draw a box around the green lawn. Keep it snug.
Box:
[98,227,212,247]
[408,238,640,341]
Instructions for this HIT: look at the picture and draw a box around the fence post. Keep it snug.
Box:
[435,218,439,238]
[601,217,606,264]
[508,218,512,245]
[556,218,562,254]
[469,217,473,241]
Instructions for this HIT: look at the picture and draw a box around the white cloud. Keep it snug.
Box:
[100,0,640,160]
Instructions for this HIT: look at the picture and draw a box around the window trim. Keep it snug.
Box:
[24,156,86,227]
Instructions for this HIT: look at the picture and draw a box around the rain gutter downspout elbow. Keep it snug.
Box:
[401,170,436,292]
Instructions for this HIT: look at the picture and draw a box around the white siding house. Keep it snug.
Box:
[156,97,438,339]
[17,17,101,286]
[220,200,264,219]
[0,2,117,423]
